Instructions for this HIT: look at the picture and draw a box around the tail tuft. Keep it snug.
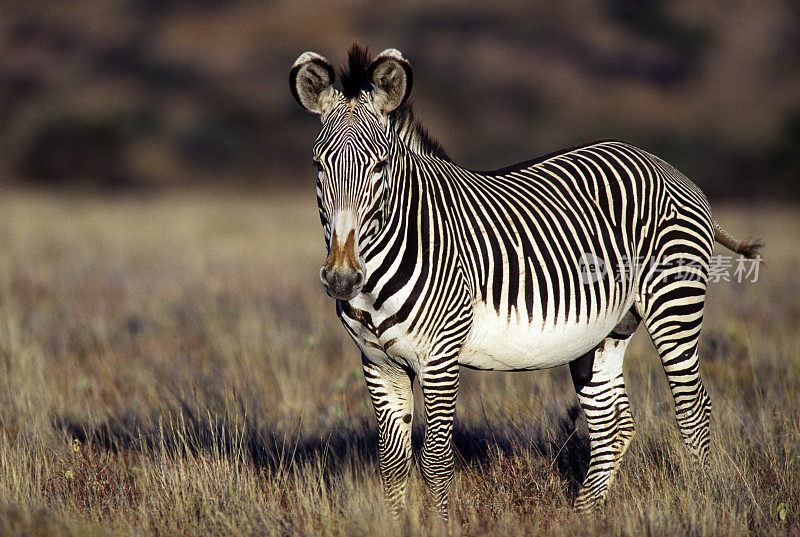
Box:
[713,222,763,259]
[734,239,763,260]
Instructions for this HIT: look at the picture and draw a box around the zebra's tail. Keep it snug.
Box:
[713,222,763,259]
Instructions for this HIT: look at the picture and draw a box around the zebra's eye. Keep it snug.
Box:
[366,219,380,236]
[313,159,324,174]
[372,159,388,174]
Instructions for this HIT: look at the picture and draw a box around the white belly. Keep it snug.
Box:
[459,302,628,371]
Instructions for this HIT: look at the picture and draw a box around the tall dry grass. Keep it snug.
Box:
[0,190,798,536]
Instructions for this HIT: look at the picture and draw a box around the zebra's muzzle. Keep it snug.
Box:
[320,227,365,300]
[320,265,365,300]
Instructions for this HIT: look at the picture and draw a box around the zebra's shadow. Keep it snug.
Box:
[53,401,589,499]
[449,403,589,498]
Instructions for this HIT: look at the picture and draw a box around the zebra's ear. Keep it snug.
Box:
[368,49,413,114]
[290,52,337,114]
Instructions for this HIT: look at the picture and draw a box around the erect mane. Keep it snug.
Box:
[339,43,450,162]
[390,103,450,161]
[340,43,372,98]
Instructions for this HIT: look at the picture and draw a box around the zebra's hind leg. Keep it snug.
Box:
[635,233,713,464]
[639,285,712,463]
[570,324,637,511]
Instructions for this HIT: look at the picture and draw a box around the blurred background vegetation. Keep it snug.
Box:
[0,0,798,198]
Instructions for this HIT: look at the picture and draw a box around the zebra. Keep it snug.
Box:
[289,44,761,515]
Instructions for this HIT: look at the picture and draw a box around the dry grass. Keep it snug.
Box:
[0,189,798,536]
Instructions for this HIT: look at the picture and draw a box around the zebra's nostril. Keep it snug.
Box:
[353,271,364,287]
[320,266,332,286]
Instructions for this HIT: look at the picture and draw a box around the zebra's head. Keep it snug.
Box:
[290,45,412,300]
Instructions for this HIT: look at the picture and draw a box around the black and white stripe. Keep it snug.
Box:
[290,44,758,516]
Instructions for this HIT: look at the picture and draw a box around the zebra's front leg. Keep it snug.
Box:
[362,355,415,515]
[419,358,459,518]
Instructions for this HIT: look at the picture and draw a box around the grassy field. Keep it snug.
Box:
[0,189,798,536]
